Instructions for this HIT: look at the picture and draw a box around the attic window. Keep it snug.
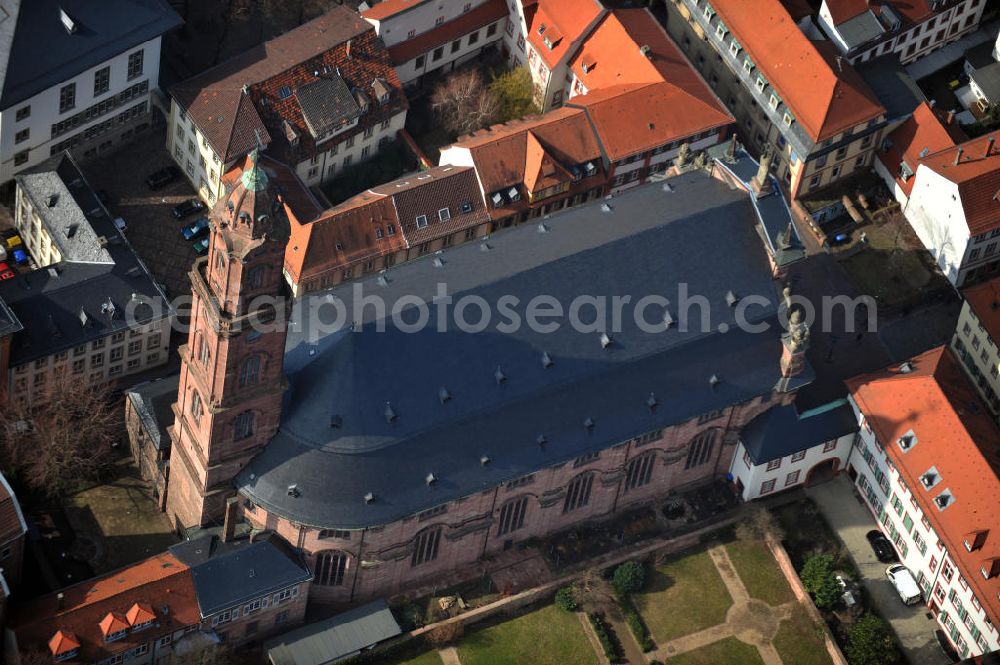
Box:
[769,94,780,111]
[782,112,794,127]
[387,224,396,236]
[60,8,76,34]
[460,201,473,214]
[743,58,753,74]
[537,23,546,35]
[375,227,384,239]
[715,23,727,39]
[335,242,343,251]
[933,489,953,510]
[729,39,740,56]
[415,215,428,228]
[755,75,767,93]
[438,207,451,222]
[278,86,292,100]
[508,187,520,202]
[897,430,917,451]
[491,192,503,207]
[703,5,715,19]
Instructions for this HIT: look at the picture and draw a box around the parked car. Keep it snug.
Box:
[11,248,28,265]
[4,234,22,250]
[192,237,210,255]
[172,198,206,219]
[114,217,127,233]
[0,262,14,280]
[145,165,180,190]
[182,216,210,240]
[866,530,897,563]
[886,564,922,605]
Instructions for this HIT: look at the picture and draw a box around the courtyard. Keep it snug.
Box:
[378,534,836,665]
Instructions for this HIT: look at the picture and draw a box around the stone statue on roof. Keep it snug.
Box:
[675,142,690,170]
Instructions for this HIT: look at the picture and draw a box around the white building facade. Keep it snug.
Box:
[847,395,1000,658]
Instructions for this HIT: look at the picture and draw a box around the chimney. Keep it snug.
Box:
[987,136,996,158]
[835,56,843,72]
[946,109,955,124]
[346,39,352,59]
[222,496,239,543]
[57,592,65,610]
[955,147,964,165]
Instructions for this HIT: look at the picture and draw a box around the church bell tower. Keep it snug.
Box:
[166,151,291,530]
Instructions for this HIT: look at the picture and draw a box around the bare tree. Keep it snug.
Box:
[426,621,465,647]
[431,69,501,137]
[735,505,785,542]
[0,375,120,499]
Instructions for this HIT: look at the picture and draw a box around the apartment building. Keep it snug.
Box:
[0,153,170,407]
[0,0,180,187]
[362,0,508,85]
[664,0,888,199]
[895,133,1000,287]
[818,0,986,65]
[168,6,407,203]
[285,164,492,295]
[729,401,858,501]
[846,348,1000,659]
[0,472,27,590]
[9,536,311,664]
[951,277,1000,416]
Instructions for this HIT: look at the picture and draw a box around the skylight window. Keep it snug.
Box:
[438,207,451,222]
[278,86,292,100]
[415,215,428,228]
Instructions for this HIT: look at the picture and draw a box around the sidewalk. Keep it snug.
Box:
[805,476,950,665]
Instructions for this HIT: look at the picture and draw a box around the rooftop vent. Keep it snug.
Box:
[480,241,492,252]
[583,417,595,431]
[897,431,916,451]
[439,386,451,404]
[433,256,445,268]
[329,414,342,429]
[376,274,388,287]
[536,434,547,447]
[709,374,720,388]
[79,307,90,327]
[725,290,738,307]
[425,473,437,486]
[647,392,658,412]
[384,402,397,423]
[541,351,554,368]
[537,222,549,233]
[495,365,507,384]
[639,44,651,57]
[47,194,59,207]
[461,201,473,214]
[898,361,914,373]
[663,309,674,328]
[480,456,491,466]
[600,332,612,348]
[59,7,76,34]
[364,492,375,504]
[287,484,300,498]
[600,202,613,213]
[100,298,116,319]
[920,471,937,488]
[64,223,78,239]
[934,489,953,510]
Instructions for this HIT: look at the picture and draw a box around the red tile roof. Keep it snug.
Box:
[384,0,508,64]
[826,0,942,27]
[171,7,405,166]
[825,0,871,24]
[878,101,964,197]
[526,0,606,69]
[361,0,425,20]
[963,276,1000,344]
[125,602,156,626]
[13,553,200,664]
[48,630,79,658]
[847,347,1000,627]
[710,0,884,141]
[565,9,732,161]
[285,165,490,286]
[918,133,1000,236]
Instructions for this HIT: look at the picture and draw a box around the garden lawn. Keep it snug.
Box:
[384,652,444,665]
[456,605,598,665]
[774,608,833,665]
[632,549,732,642]
[725,540,794,606]
[666,637,765,665]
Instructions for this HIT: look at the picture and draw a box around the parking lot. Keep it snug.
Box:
[807,476,951,665]
[81,129,203,301]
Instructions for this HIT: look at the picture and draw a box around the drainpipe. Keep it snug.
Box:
[479,485,501,559]
[348,528,367,604]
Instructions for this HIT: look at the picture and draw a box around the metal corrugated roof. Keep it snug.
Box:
[265,599,401,665]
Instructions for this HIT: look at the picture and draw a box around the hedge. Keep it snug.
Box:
[587,612,621,660]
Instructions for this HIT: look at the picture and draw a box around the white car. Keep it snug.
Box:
[886,564,922,605]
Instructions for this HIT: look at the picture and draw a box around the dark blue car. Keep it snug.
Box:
[182,216,210,240]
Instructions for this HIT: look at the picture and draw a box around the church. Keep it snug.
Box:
[143,148,813,606]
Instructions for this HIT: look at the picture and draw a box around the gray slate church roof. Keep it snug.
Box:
[0,153,170,365]
[238,173,812,529]
[0,0,181,110]
[739,400,859,465]
[265,599,402,665]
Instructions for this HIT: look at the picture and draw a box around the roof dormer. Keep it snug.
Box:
[49,630,80,661]
[964,529,989,552]
[99,612,130,642]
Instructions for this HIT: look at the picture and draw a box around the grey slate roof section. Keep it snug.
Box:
[126,374,179,451]
[264,599,402,665]
[295,76,361,138]
[17,171,113,264]
[835,11,886,50]
[171,536,312,618]
[856,54,924,121]
[971,62,1000,105]
[0,153,171,365]
[709,146,806,268]
[0,295,22,339]
[238,173,814,529]
[0,0,181,110]
[740,400,859,465]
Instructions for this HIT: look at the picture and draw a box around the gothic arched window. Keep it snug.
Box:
[314,551,349,586]
[685,430,717,469]
[625,451,657,491]
[190,391,203,424]
[247,265,265,290]
[563,473,594,513]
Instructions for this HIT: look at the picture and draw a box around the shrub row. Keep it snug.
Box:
[623,602,656,652]
[588,612,621,660]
